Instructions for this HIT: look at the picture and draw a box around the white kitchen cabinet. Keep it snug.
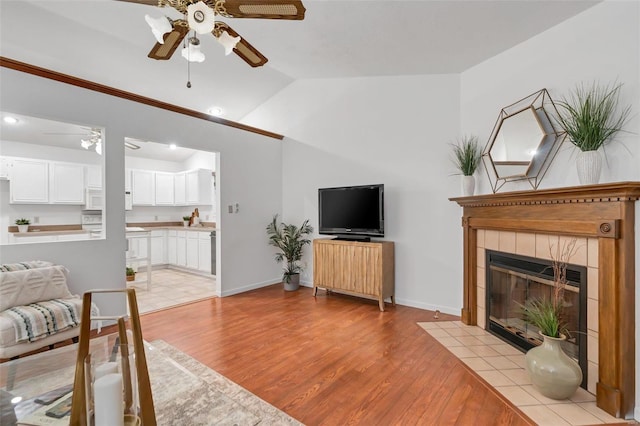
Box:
[9,158,49,204]
[57,233,90,241]
[176,231,187,267]
[186,232,199,269]
[0,157,10,180]
[155,172,175,205]
[174,172,186,206]
[86,165,102,189]
[166,230,177,265]
[50,162,85,204]
[150,230,166,265]
[198,231,212,273]
[132,170,155,205]
[185,169,213,205]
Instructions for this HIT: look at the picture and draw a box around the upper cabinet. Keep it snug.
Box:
[50,162,85,204]
[185,169,213,205]
[9,159,87,205]
[9,158,49,203]
[132,169,155,206]
[129,168,213,207]
[86,165,102,190]
[155,172,175,205]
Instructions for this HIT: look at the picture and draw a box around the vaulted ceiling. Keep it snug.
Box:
[1,1,598,124]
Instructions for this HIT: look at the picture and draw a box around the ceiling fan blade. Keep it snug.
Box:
[216,0,305,20]
[147,20,189,60]
[214,22,268,67]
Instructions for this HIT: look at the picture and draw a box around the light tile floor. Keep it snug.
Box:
[127,269,217,314]
[418,321,628,426]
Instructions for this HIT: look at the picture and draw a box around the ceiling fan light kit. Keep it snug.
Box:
[187,1,216,34]
[182,36,206,62]
[125,0,305,67]
[144,14,172,43]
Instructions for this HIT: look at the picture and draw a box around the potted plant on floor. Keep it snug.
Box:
[520,238,582,400]
[15,218,30,233]
[555,82,631,185]
[126,267,136,282]
[266,214,313,291]
[450,135,482,196]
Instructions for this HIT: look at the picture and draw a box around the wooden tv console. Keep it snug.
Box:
[312,238,395,311]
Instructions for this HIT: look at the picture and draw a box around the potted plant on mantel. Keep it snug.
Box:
[15,218,30,233]
[266,214,313,291]
[555,81,632,185]
[521,238,582,400]
[450,135,482,196]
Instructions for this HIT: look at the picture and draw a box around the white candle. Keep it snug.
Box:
[94,373,124,426]
[95,362,118,379]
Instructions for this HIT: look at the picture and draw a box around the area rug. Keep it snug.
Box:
[5,339,303,426]
[150,340,303,426]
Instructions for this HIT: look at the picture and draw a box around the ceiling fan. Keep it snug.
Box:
[118,0,306,68]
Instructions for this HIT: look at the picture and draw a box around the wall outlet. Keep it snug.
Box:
[33,216,39,224]
[154,215,159,221]
[228,205,233,214]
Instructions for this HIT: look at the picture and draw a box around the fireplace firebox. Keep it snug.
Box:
[485,250,587,388]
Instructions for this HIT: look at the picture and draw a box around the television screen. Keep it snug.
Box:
[318,184,384,239]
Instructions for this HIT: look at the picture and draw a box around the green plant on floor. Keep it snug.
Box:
[15,218,30,225]
[520,238,578,338]
[126,267,136,277]
[266,214,313,283]
[450,135,482,176]
[555,81,632,152]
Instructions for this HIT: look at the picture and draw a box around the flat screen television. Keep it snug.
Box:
[318,184,384,240]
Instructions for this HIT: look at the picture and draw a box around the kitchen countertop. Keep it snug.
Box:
[10,229,89,236]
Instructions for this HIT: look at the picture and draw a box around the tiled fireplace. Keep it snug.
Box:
[451,182,640,419]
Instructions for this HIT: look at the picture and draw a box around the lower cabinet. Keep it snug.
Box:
[140,228,212,273]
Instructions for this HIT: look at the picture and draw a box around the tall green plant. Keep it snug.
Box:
[450,135,482,176]
[266,214,313,283]
[555,82,631,152]
[521,238,577,338]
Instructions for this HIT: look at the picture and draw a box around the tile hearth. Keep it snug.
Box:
[418,321,626,426]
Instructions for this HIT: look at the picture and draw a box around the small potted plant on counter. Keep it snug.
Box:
[126,267,136,282]
[266,214,313,291]
[182,216,191,227]
[15,218,30,233]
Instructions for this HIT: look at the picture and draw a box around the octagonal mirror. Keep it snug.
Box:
[483,89,565,192]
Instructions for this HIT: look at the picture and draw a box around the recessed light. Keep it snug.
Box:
[169,143,177,150]
[3,116,19,124]
[207,107,224,116]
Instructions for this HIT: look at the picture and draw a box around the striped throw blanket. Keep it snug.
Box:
[0,299,79,343]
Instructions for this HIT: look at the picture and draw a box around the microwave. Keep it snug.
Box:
[85,189,103,210]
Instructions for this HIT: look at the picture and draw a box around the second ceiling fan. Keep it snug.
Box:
[119,0,306,68]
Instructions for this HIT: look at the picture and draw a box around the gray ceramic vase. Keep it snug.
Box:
[283,273,300,291]
[525,333,582,400]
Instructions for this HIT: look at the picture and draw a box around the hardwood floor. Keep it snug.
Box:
[139,284,535,425]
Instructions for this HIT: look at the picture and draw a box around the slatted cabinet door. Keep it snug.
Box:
[313,239,395,311]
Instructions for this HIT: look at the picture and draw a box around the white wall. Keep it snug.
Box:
[0,66,284,314]
[460,1,639,419]
[243,74,463,314]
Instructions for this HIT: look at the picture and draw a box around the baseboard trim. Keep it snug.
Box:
[394,298,459,316]
[634,406,639,421]
[220,278,282,297]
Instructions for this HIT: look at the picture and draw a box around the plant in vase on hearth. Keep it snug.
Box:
[450,135,482,196]
[266,214,313,292]
[555,81,632,185]
[520,238,582,400]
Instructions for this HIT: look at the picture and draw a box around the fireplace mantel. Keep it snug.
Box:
[450,181,640,419]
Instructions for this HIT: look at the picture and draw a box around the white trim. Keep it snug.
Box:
[220,278,281,297]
